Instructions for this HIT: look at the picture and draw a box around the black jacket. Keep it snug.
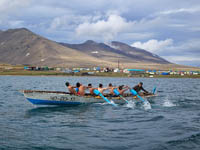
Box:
[133,85,148,93]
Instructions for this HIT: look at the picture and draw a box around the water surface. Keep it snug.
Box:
[0,76,200,150]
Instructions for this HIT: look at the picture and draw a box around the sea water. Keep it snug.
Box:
[0,76,200,150]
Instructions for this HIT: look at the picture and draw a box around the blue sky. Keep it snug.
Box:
[0,0,200,66]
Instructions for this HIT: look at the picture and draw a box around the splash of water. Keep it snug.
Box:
[143,101,152,110]
[96,100,117,106]
[125,100,136,108]
[110,100,118,106]
[163,97,176,107]
[99,102,108,105]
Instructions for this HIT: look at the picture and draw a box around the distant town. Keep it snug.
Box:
[0,64,200,78]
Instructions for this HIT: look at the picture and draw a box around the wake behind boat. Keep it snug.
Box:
[20,90,156,106]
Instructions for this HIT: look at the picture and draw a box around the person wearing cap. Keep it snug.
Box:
[132,82,149,94]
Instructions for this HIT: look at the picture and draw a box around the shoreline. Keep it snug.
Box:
[0,71,200,78]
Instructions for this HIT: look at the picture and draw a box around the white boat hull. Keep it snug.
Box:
[21,90,156,106]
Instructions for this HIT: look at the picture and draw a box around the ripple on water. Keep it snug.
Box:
[135,115,165,123]
[166,133,200,149]
[1,77,200,150]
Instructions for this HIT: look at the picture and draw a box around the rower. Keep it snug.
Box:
[108,83,117,96]
[132,82,149,96]
[78,83,88,96]
[88,83,97,96]
[76,82,81,95]
[98,84,108,94]
[65,82,77,95]
[117,85,129,96]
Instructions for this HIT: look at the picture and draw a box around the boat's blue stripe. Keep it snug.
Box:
[27,98,81,105]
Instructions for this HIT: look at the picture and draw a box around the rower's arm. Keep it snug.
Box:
[103,87,109,91]
[133,85,137,90]
[141,87,148,93]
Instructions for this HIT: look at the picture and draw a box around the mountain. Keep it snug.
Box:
[61,40,169,64]
[110,41,169,64]
[0,28,196,70]
[0,28,113,67]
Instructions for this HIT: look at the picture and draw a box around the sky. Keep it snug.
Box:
[0,0,200,66]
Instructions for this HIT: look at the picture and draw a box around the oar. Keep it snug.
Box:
[152,87,156,94]
[93,89,117,107]
[113,89,129,104]
[130,89,147,103]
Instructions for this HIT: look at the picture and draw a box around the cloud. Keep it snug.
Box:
[49,14,98,30]
[0,0,200,66]
[75,14,134,41]
[49,15,74,30]
[0,0,31,15]
[131,38,200,57]
[160,7,200,15]
[131,39,173,53]
[131,38,200,66]
[164,56,200,67]
[0,19,25,29]
[8,20,25,28]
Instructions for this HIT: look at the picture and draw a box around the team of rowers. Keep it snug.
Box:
[65,82,150,97]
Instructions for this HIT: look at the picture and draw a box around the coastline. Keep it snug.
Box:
[0,70,200,78]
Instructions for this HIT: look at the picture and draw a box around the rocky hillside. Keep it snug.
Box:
[0,28,113,67]
[0,28,175,69]
[61,40,169,64]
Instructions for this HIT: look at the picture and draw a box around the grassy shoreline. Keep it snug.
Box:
[0,70,200,78]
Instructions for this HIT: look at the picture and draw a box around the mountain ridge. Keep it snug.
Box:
[0,28,113,67]
[60,40,170,64]
[0,28,198,70]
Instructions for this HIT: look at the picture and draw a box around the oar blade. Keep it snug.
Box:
[130,89,137,96]
[120,95,129,104]
[136,95,145,103]
[113,89,120,96]
[152,87,157,94]
[94,89,117,107]
[93,89,100,95]
[114,89,129,104]
[130,89,145,103]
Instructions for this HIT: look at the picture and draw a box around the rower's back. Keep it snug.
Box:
[65,82,76,95]
[98,84,107,94]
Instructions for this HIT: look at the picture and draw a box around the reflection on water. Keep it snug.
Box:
[25,105,92,118]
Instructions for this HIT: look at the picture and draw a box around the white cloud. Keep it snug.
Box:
[0,19,25,28]
[131,38,200,66]
[8,20,25,28]
[160,7,200,15]
[49,14,96,30]
[131,39,173,53]
[167,39,200,55]
[119,32,155,41]
[75,14,134,41]
[49,16,71,30]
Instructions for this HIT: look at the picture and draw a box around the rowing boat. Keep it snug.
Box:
[21,90,156,106]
